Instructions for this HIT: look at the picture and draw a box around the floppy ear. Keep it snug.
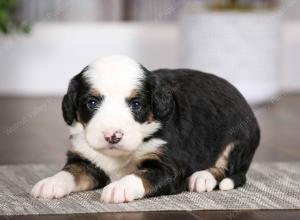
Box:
[62,66,89,125]
[148,73,174,120]
[62,78,78,125]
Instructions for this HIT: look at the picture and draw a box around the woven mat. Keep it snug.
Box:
[0,162,299,215]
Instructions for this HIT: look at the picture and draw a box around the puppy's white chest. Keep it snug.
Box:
[106,160,136,181]
[70,127,165,182]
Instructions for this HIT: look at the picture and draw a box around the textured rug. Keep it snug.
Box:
[0,162,299,215]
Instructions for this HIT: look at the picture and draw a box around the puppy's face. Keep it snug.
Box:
[62,55,173,156]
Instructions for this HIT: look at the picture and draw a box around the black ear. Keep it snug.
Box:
[148,73,174,120]
[62,78,78,125]
[62,66,89,125]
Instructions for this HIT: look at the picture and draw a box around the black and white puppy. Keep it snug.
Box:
[31,55,260,203]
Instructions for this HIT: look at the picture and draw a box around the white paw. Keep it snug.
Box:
[31,171,76,199]
[188,170,217,192]
[100,174,145,203]
[219,178,234,191]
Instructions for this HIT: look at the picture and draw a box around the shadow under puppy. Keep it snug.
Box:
[31,55,260,203]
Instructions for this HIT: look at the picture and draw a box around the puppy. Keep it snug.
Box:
[31,55,260,203]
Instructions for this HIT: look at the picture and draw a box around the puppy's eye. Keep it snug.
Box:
[129,99,142,111]
[86,98,99,110]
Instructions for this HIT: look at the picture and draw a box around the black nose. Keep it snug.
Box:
[104,130,123,144]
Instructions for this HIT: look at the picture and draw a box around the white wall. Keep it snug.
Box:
[0,21,299,96]
[0,22,179,96]
[281,22,300,91]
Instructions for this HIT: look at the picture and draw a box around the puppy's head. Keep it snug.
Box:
[62,55,173,156]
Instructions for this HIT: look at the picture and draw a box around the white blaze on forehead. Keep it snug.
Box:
[85,55,144,96]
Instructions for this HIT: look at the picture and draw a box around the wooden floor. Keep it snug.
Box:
[0,95,300,219]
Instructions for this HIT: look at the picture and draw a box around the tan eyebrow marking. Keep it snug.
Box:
[127,89,140,100]
[90,88,101,97]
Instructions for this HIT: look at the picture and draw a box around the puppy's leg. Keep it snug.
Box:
[189,168,248,192]
[31,151,109,199]
[189,142,234,193]
[101,159,186,203]
[100,174,145,203]
[188,169,218,192]
[189,140,254,192]
[219,172,246,191]
[31,170,76,199]
[189,165,249,192]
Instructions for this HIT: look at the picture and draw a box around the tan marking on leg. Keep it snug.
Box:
[134,170,151,196]
[209,142,235,181]
[132,148,163,196]
[63,164,96,191]
[215,142,235,169]
[208,167,225,182]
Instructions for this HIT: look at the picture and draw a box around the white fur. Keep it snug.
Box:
[31,171,76,199]
[84,55,150,152]
[133,138,166,159]
[140,121,161,138]
[188,170,217,193]
[69,121,85,135]
[219,178,234,191]
[87,55,143,97]
[70,122,165,182]
[100,174,145,203]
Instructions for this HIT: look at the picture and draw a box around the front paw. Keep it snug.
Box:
[31,171,76,199]
[188,170,217,192]
[100,174,145,203]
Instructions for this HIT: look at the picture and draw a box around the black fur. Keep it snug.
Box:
[138,68,260,196]
[62,67,260,198]
[143,66,175,121]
